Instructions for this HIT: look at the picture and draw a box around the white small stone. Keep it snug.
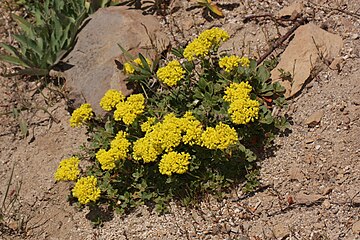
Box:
[350,33,359,39]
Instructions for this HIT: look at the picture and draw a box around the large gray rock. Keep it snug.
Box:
[62,6,169,114]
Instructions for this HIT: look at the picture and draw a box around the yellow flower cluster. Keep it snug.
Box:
[159,151,190,176]
[133,113,182,162]
[180,112,203,146]
[228,99,260,125]
[72,176,101,204]
[201,122,238,150]
[239,57,250,68]
[156,60,186,87]
[183,28,229,61]
[133,137,162,163]
[123,57,152,75]
[114,94,145,125]
[133,112,203,163]
[223,82,260,124]
[96,131,130,170]
[100,89,125,111]
[219,56,251,72]
[54,157,80,181]
[223,82,252,102]
[70,103,93,128]
[141,117,156,133]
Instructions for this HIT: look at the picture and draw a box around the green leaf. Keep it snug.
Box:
[249,59,257,70]
[0,54,28,67]
[0,43,19,56]
[183,61,194,72]
[19,116,28,137]
[171,47,184,58]
[208,3,224,17]
[198,78,207,91]
[138,53,151,72]
[273,82,285,93]
[12,34,42,56]
[33,9,44,26]
[193,89,204,99]
[15,67,49,76]
[257,65,270,82]
[151,56,160,73]
[117,43,135,61]
[11,14,34,37]
[259,106,274,124]
[207,82,214,94]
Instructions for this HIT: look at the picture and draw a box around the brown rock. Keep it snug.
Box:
[352,221,360,234]
[182,18,194,31]
[322,199,331,209]
[322,187,333,195]
[294,192,324,205]
[329,57,343,71]
[271,23,343,98]
[8,220,19,231]
[304,137,315,144]
[304,110,324,127]
[277,0,304,20]
[62,6,170,114]
[288,166,305,181]
[273,223,290,239]
[304,153,315,164]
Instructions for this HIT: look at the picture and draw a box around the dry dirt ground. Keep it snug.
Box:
[0,0,359,239]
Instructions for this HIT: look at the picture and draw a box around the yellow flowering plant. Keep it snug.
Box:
[56,28,289,219]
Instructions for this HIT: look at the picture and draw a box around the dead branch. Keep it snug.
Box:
[256,17,307,65]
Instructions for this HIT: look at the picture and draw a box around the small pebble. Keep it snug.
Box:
[322,199,331,209]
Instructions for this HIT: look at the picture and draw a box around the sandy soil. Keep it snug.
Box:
[0,0,359,239]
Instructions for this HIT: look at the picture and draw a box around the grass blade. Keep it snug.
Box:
[2,163,15,210]
[0,54,28,67]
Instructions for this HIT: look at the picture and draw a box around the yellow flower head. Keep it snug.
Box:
[114,94,145,125]
[223,82,253,103]
[183,27,229,61]
[219,55,242,72]
[110,131,130,160]
[150,113,183,152]
[201,122,238,150]
[133,137,162,163]
[54,157,80,181]
[156,60,186,87]
[100,89,125,111]
[96,131,130,170]
[228,98,260,125]
[223,81,259,124]
[124,62,135,74]
[239,57,250,68]
[197,27,229,46]
[72,176,101,204]
[141,117,156,133]
[133,113,194,163]
[70,103,93,128]
[96,149,116,170]
[123,57,152,75]
[183,38,212,61]
[219,56,250,72]
[179,112,203,145]
[159,151,191,176]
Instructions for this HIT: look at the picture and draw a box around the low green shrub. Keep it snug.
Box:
[0,0,87,76]
[55,28,289,215]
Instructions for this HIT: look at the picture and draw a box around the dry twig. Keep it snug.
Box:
[256,17,308,65]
